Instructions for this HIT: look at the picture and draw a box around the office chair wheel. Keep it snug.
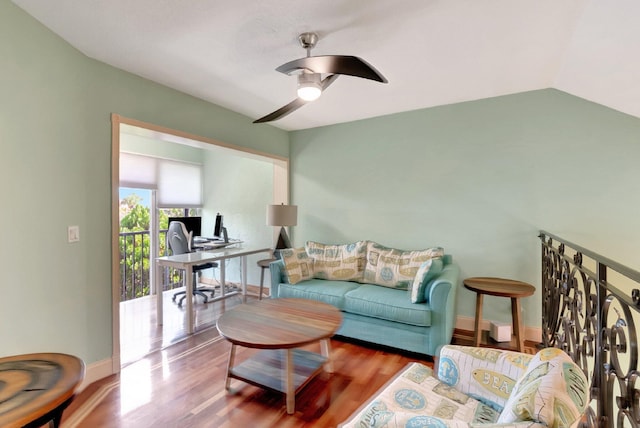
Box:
[177,290,214,307]
[178,296,197,307]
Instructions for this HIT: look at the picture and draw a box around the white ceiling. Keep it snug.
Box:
[12,0,640,131]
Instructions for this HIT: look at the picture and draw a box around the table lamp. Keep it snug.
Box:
[267,203,298,249]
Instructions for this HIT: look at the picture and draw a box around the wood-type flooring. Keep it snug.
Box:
[63,294,539,427]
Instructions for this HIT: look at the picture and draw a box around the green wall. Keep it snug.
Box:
[0,2,287,364]
[290,89,640,328]
[202,150,274,286]
[4,0,640,367]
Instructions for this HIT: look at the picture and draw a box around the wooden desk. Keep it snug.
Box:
[155,245,271,334]
[0,353,84,428]
[217,298,342,414]
[463,277,535,352]
[192,239,243,250]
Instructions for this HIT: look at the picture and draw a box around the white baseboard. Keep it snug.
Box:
[455,315,542,343]
[78,357,116,391]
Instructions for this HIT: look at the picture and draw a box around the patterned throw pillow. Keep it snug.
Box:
[410,258,444,303]
[340,362,501,428]
[497,348,588,426]
[279,247,314,285]
[305,240,367,281]
[364,241,445,289]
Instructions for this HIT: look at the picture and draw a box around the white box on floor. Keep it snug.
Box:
[490,321,512,342]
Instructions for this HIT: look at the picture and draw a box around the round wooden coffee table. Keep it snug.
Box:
[217,298,342,414]
[463,277,536,352]
[0,353,84,428]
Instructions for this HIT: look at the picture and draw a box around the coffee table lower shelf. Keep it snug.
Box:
[228,348,327,413]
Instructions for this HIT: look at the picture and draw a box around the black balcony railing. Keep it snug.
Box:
[540,230,640,427]
[119,229,183,301]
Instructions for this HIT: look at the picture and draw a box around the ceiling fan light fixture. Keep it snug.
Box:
[253,31,387,123]
[297,73,322,101]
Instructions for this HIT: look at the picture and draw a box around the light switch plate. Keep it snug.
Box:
[68,225,80,243]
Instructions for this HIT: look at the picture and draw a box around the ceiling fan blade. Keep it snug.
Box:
[321,73,340,90]
[253,98,307,123]
[276,55,387,83]
[253,75,340,124]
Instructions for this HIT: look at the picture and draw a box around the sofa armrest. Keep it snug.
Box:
[269,259,288,297]
[423,261,459,354]
[436,345,533,411]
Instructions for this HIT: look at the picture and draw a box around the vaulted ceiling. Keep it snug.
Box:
[12,0,640,131]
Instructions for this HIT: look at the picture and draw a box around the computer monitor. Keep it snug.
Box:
[213,213,223,238]
[168,216,202,238]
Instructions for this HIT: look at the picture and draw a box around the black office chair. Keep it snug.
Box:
[166,221,218,307]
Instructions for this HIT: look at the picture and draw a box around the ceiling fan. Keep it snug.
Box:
[253,32,388,124]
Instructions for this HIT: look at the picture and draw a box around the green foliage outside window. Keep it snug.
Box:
[119,193,197,301]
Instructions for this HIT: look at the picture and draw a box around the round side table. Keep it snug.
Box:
[0,353,84,428]
[463,277,535,352]
[217,298,342,414]
[256,257,277,300]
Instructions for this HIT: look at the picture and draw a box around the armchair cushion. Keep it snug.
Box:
[438,345,532,411]
[497,347,588,426]
[339,362,501,428]
[340,345,585,428]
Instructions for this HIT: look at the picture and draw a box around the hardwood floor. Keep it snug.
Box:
[119,281,260,366]
[66,320,432,427]
[68,293,540,427]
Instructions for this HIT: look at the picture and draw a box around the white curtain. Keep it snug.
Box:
[119,152,202,208]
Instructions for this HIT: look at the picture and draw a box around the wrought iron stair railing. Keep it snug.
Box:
[540,230,640,427]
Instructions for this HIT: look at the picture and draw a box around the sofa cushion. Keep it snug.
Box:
[276,279,360,310]
[363,241,445,289]
[279,247,314,284]
[437,345,530,412]
[497,347,588,426]
[410,258,444,303]
[305,240,367,281]
[343,284,431,326]
[339,362,500,428]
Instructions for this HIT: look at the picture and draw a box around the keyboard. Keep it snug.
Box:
[194,237,226,244]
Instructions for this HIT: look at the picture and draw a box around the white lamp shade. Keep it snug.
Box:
[267,204,298,227]
[297,85,321,101]
[297,73,322,101]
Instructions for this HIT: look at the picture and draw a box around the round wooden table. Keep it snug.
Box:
[0,353,84,428]
[463,277,536,352]
[256,257,278,300]
[217,298,342,414]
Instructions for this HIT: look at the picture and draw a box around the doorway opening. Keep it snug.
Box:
[111,114,289,368]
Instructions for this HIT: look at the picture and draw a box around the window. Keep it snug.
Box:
[119,152,203,208]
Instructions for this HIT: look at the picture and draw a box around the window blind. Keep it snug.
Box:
[119,152,203,208]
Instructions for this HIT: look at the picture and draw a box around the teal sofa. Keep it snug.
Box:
[269,245,459,357]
